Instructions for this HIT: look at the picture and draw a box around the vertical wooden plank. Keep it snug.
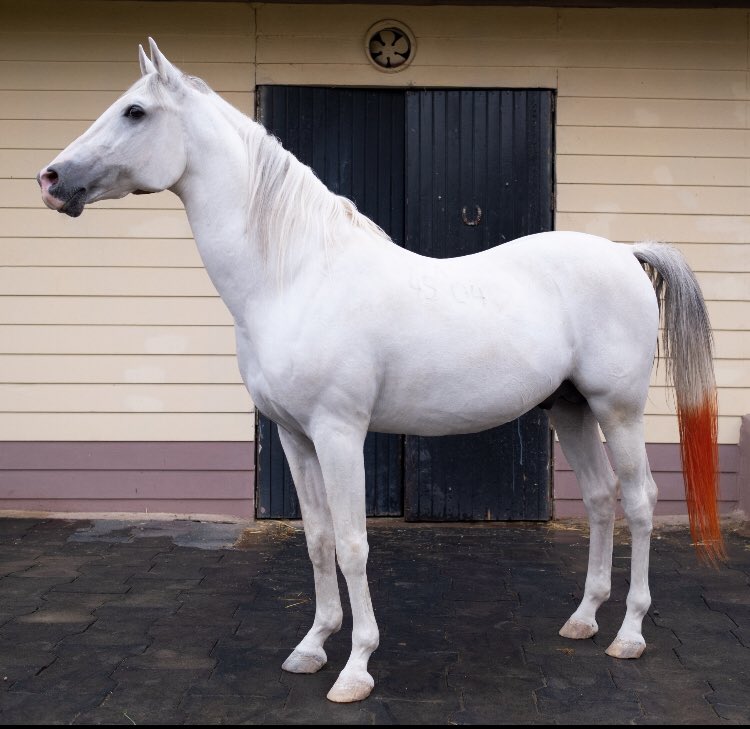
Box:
[444,91,460,259]
[486,90,502,247]
[431,91,447,257]
[500,90,515,244]
[390,91,406,249]
[311,88,326,186]
[338,88,354,202]
[473,90,489,250]
[376,92,390,232]
[458,88,474,258]
[538,90,554,233]
[285,86,300,164]
[404,91,421,255]
[351,89,367,210]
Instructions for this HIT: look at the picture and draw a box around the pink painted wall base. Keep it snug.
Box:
[554,442,743,519]
[0,442,255,519]
[1,430,747,521]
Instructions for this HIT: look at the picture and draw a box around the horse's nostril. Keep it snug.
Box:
[38,168,59,190]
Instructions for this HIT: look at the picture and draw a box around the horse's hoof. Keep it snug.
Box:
[559,618,598,640]
[326,671,374,703]
[606,637,646,659]
[282,648,327,674]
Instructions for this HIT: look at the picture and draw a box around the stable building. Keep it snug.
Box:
[0,0,748,522]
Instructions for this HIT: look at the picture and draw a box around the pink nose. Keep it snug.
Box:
[37,167,58,194]
[38,166,67,212]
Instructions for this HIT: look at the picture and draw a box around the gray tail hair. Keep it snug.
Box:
[632,240,724,562]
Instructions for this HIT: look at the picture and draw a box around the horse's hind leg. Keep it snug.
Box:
[551,399,617,640]
[277,426,343,674]
[588,400,657,659]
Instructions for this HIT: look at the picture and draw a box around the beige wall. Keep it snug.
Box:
[1,2,748,445]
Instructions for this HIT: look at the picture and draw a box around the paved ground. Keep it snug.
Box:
[0,517,748,725]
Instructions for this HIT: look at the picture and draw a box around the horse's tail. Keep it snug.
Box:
[632,240,724,563]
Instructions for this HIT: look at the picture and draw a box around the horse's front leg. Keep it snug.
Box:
[277,426,343,674]
[312,423,378,703]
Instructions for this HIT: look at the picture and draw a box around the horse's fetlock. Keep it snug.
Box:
[354,626,379,654]
[584,575,611,604]
[594,588,611,604]
[318,608,343,634]
[627,593,651,618]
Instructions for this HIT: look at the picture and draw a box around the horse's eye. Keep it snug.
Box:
[125,105,145,120]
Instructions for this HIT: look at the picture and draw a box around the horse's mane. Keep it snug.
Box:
[146,73,392,271]
[239,118,392,270]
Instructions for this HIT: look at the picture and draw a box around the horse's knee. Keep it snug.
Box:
[306,530,335,569]
[582,488,616,523]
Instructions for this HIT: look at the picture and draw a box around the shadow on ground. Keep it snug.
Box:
[0,517,748,724]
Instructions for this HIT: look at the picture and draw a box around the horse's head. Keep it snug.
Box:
[38,39,189,217]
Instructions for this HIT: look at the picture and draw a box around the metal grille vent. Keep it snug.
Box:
[365,21,416,72]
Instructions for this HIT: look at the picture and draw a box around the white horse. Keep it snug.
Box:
[38,40,723,703]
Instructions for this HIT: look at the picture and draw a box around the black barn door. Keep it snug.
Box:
[255,87,406,518]
[255,86,554,521]
[403,90,553,521]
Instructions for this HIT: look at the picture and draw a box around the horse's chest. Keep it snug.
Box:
[236,339,315,433]
[243,371,304,433]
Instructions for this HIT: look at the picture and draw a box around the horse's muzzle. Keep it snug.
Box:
[38,165,87,217]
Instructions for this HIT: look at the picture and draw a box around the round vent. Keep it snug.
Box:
[365,20,416,72]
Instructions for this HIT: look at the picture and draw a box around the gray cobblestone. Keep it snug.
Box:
[0,517,747,724]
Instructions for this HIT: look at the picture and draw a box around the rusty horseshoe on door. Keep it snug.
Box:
[461,205,482,226]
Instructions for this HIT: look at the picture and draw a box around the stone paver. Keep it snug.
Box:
[0,517,748,724]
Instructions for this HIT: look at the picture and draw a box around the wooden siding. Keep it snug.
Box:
[0,1,747,454]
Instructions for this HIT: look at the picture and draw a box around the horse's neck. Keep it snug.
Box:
[173,105,327,327]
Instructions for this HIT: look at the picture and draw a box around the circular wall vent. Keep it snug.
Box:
[365,20,416,72]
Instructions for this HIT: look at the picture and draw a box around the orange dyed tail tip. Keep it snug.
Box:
[677,395,722,567]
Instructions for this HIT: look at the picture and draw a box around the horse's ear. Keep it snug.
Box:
[138,44,156,76]
[148,37,179,84]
